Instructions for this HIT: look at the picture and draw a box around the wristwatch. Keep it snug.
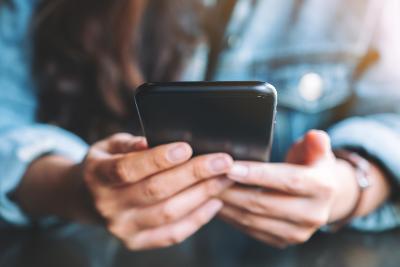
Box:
[328,149,372,231]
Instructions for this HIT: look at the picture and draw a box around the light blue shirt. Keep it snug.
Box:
[1,0,400,232]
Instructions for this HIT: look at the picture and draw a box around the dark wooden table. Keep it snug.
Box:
[1,219,398,267]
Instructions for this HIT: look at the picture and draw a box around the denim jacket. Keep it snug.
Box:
[184,0,400,231]
[1,0,400,231]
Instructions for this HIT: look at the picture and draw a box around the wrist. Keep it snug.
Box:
[13,155,74,220]
[329,158,360,223]
[329,150,391,227]
[63,163,102,224]
[13,155,98,224]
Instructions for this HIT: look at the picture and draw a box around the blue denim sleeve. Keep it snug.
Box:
[329,114,400,231]
[0,0,89,226]
[0,125,88,226]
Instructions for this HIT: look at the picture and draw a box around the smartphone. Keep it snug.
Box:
[134,81,277,161]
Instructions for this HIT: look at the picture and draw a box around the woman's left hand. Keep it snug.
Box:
[219,130,360,248]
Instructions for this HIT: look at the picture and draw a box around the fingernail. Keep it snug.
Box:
[167,144,190,163]
[228,164,249,181]
[209,156,231,173]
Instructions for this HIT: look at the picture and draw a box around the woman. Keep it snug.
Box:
[0,0,397,250]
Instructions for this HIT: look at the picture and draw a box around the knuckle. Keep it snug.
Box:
[151,150,169,170]
[284,175,304,193]
[192,160,207,180]
[248,193,268,214]
[114,159,129,182]
[159,203,178,224]
[143,180,166,200]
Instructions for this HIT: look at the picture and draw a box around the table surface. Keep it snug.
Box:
[1,219,398,267]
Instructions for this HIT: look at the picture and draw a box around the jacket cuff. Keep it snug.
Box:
[329,116,400,231]
[0,125,88,226]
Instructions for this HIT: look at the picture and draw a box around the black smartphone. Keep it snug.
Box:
[134,81,277,161]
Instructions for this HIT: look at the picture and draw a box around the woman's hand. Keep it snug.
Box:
[81,133,234,250]
[15,133,234,250]
[219,130,389,248]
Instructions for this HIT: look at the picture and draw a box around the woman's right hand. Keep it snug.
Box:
[82,133,233,250]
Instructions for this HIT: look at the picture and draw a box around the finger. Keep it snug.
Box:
[285,138,303,164]
[227,162,318,195]
[95,142,193,185]
[96,133,148,154]
[302,130,333,164]
[115,178,233,231]
[286,130,333,165]
[114,153,233,206]
[219,212,287,248]
[219,186,313,224]
[219,205,313,245]
[245,229,289,249]
[124,199,223,250]
[108,133,148,154]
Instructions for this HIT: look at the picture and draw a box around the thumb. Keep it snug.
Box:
[286,130,334,165]
[99,133,148,155]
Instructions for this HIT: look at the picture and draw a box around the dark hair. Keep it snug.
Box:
[33,0,205,142]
